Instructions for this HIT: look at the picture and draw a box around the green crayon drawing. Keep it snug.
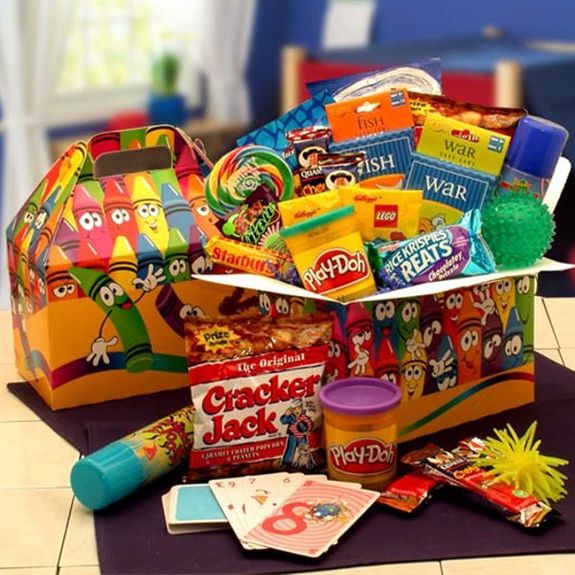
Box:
[69,266,153,373]
[164,229,190,283]
[396,299,424,360]
[515,275,534,362]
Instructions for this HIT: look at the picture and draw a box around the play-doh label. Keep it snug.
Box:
[328,438,397,476]
[303,248,370,294]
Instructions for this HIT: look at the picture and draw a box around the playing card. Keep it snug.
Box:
[168,484,227,526]
[210,473,327,550]
[243,480,379,558]
[208,477,257,549]
[233,473,318,549]
[210,473,289,550]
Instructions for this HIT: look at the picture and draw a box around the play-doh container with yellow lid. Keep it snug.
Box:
[280,205,376,302]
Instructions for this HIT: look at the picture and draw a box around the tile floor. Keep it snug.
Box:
[0,299,574,575]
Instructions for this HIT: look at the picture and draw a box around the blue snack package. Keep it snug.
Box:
[236,91,335,159]
[307,59,442,101]
[367,210,496,290]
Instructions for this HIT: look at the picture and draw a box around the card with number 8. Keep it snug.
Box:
[243,480,379,558]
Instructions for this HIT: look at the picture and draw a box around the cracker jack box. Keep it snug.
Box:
[5,125,259,410]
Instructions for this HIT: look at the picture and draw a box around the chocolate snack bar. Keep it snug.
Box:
[402,443,555,528]
[377,470,440,513]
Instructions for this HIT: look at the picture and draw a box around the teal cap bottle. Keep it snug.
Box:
[70,405,194,510]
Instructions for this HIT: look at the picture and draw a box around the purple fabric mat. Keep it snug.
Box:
[8,353,575,575]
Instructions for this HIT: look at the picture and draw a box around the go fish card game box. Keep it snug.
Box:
[5,125,257,409]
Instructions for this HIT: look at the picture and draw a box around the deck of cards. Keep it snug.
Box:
[164,472,379,558]
[162,483,229,535]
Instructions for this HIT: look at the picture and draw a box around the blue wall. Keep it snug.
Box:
[247,0,575,125]
[373,0,575,43]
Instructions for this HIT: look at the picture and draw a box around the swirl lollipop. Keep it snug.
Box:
[205,145,294,220]
[205,146,294,252]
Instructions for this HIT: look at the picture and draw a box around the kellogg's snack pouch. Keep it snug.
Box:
[278,189,343,227]
[184,314,333,480]
[339,187,423,241]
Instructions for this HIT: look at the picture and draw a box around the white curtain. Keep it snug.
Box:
[193,0,258,124]
[0,0,71,308]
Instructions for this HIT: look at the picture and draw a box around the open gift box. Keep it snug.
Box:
[5,124,572,445]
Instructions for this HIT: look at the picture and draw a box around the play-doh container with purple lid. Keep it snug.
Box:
[319,377,402,489]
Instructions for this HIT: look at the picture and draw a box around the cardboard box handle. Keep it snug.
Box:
[93,146,173,179]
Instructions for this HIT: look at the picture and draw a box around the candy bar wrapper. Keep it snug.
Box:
[408,92,526,137]
[367,210,496,290]
[401,444,555,528]
[377,470,441,513]
[204,236,295,279]
[236,91,335,161]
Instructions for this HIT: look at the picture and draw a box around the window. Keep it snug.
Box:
[57,0,154,94]
[49,0,200,126]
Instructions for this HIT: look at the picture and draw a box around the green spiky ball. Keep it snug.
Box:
[481,194,555,269]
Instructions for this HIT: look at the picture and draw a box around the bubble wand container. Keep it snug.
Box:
[70,405,194,510]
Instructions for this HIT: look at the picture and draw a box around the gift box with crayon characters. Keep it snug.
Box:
[5,126,259,409]
[271,274,537,443]
[6,58,571,448]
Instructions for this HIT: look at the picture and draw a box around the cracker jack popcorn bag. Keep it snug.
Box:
[184,314,333,480]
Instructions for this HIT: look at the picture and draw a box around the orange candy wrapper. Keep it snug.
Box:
[204,236,294,279]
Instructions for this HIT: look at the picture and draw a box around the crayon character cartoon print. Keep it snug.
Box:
[326,316,348,383]
[346,303,374,376]
[69,267,153,373]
